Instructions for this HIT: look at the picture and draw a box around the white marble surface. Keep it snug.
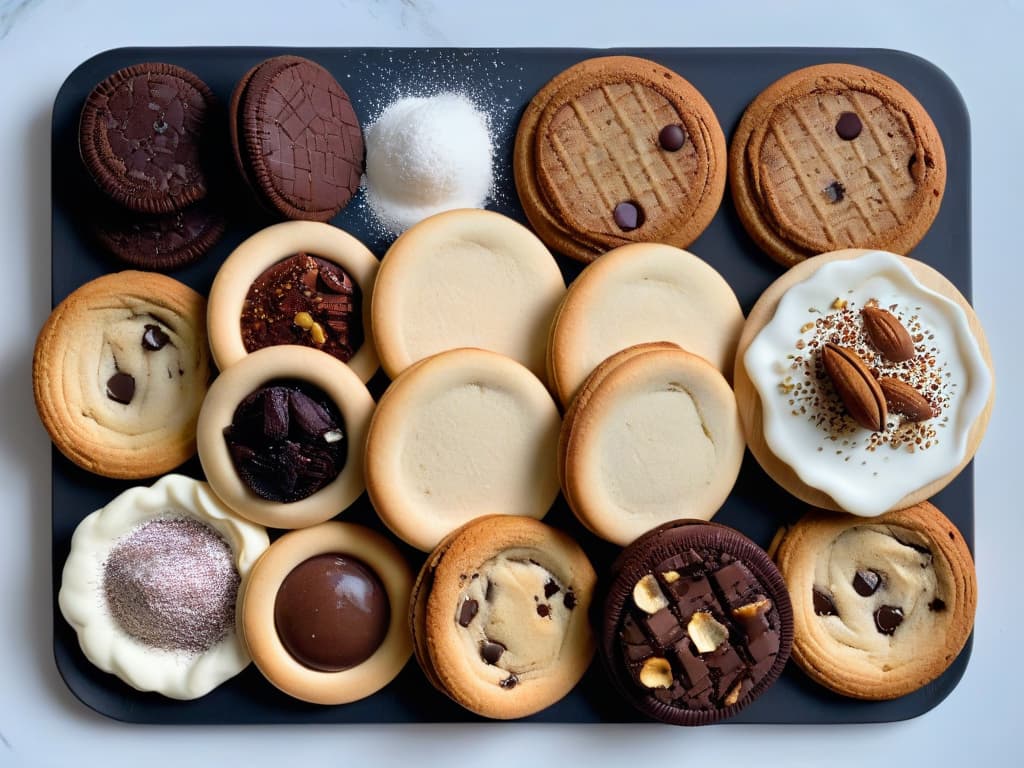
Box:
[1,1,1019,766]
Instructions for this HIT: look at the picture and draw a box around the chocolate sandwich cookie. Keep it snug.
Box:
[93,199,225,271]
[196,345,375,529]
[410,515,596,719]
[514,56,726,263]
[79,63,215,214]
[33,271,210,479]
[240,521,413,705]
[729,63,946,268]
[602,520,793,725]
[230,55,363,222]
[207,221,380,382]
[774,502,976,700]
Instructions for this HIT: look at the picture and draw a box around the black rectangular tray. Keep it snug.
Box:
[51,46,973,725]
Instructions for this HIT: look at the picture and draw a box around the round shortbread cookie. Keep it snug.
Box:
[33,271,209,479]
[548,242,743,408]
[207,220,380,382]
[734,249,994,515]
[411,515,596,719]
[196,345,375,529]
[371,209,565,381]
[562,345,745,546]
[239,521,412,705]
[774,501,976,700]
[365,347,561,552]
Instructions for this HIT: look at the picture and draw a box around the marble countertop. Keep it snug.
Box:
[2,1,1018,765]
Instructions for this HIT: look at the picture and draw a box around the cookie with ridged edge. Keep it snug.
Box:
[561,344,744,546]
[92,199,225,271]
[773,501,975,700]
[514,55,726,263]
[412,514,596,720]
[230,55,363,222]
[729,63,946,268]
[33,271,209,478]
[79,63,215,214]
[602,519,793,726]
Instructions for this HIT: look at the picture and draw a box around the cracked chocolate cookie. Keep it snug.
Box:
[773,501,976,700]
[410,515,596,719]
[602,520,793,725]
[33,271,210,478]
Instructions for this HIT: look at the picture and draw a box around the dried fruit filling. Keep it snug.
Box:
[223,379,346,503]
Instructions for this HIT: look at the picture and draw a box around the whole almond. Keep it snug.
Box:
[861,306,915,362]
[878,377,934,422]
[821,343,888,432]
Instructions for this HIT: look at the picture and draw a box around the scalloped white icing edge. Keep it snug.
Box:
[58,474,270,700]
[744,251,991,516]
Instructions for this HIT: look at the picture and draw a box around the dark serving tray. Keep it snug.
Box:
[50,46,973,725]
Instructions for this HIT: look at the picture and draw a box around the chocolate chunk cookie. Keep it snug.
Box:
[729,63,946,268]
[79,63,215,214]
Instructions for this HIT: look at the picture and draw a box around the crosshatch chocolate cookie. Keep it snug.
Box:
[93,199,225,271]
[365,348,561,552]
[514,55,726,262]
[560,344,745,546]
[410,515,596,719]
[773,502,976,700]
[33,271,209,479]
[602,520,793,725]
[548,242,744,408]
[239,521,413,705]
[79,63,215,214]
[230,55,363,221]
[729,63,946,268]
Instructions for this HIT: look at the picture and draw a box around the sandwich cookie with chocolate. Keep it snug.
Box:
[33,271,210,479]
[773,501,975,700]
[365,348,561,552]
[515,56,726,263]
[560,344,744,546]
[602,520,793,725]
[729,63,946,268]
[548,242,743,408]
[410,515,596,719]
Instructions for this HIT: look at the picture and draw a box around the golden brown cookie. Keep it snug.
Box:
[729,63,946,268]
[774,501,976,700]
[514,56,726,263]
[735,249,994,516]
[33,271,209,479]
[410,515,596,719]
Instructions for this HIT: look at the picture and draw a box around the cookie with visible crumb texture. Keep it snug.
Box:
[729,63,946,268]
[411,515,596,719]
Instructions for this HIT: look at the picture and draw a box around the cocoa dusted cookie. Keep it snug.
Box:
[230,55,363,221]
[602,520,793,726]
[729,63,946,268]
[773,502,976,700]
[410,515,596,720]
[79,63,215,214]
[92,199,226,271]
[514,56,726,263]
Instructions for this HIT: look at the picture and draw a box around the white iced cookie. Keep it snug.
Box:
[365,347,561,551]
[737,249,994,516]
[561,344,744,546]
[548,242,744,408]
[371,209,565,381]
[58,474,269,700]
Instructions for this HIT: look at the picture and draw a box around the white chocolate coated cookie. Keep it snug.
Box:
[562,345,745,546]
[58,475,269,699]
[548,243,744,407]
[411,515,596,719]
[371,209,565,381]
[366,347,561,551]
[33,271,209,479]
[774,502,976,700]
